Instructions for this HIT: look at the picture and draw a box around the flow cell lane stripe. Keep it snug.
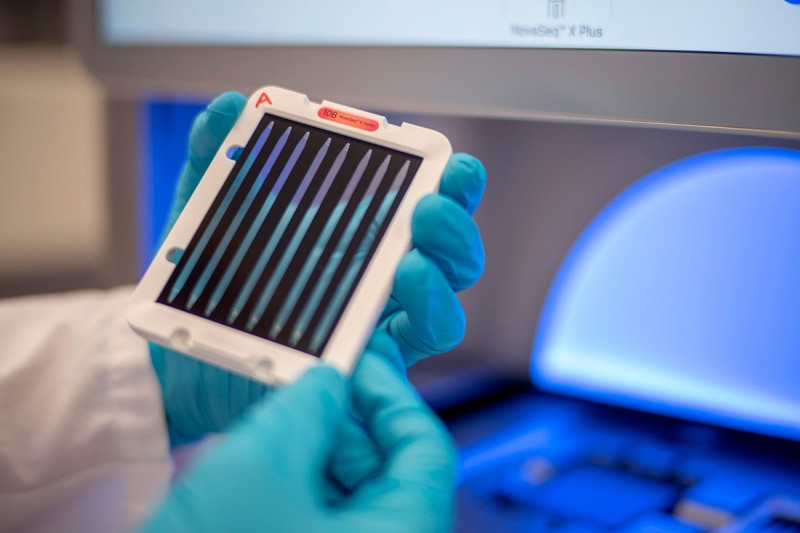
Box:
[235,142,350,328]
[167,119,273,303]
[286,154,392,347]
[247,148,371,333]
[204,132,309,316]
[226,138,332,323]
[306,160,411,353]
[247,144,369,337]
[270,149,389,347]
[186,126,292,310]
[294,159,408,352]
[160,111,423,359]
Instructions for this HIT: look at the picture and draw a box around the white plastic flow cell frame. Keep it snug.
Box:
[128,86,452,384]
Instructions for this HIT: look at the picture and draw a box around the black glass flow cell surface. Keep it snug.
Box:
[158,113,421,356]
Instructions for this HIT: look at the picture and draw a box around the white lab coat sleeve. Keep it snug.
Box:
[0,286,172,533]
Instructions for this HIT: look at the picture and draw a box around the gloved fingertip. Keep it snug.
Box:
[410,198,485,290]
[207,91,247,114]
[388,250,467,363]
[392,249,430,295]
[412,193,441,216]
[388,308,465,365]
[440,152,487,215]
[396,249,468,311]
[187,93,245,166]
[204,92,246,135]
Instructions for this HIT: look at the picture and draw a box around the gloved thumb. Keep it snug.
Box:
[185,92,246,178]
[247,365,347,475]
[164,92,246,235]
[137,366,346,532]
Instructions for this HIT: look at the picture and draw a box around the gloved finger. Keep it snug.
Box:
[411,194,484,291]
[346,353,457,505]
[438,152,487,216]
[248,365,346,474]
[200,363,271,430]
[152,344,271,444]
[186,92,246,176]
[144,365,347,530]
[325,340,397,503]
[389,153,485,297]
[382,250,466,365]
[328,417,383,496]
[364,330,406,375]
[164,92,246,233]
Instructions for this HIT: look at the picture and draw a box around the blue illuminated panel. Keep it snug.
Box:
[139,97,206,272]
[532,148,800,441]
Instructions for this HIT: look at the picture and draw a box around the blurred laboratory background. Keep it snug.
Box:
[2,1,800,531]
[0,0,107,296]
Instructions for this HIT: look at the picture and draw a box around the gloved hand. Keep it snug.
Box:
[150,92,486,445]
[138,348,457,533]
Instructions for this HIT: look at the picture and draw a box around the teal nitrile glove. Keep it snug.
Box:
[138,351,457,533]
[150,92,486,445]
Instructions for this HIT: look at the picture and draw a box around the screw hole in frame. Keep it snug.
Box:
[170,328,191,350]
[254,357,275,381]
[226,145,244,161]
[166,247,185,265]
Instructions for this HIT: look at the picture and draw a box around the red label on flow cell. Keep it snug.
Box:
[318,107,379,132]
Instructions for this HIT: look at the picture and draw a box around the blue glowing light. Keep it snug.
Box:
[531,147,800,441]
[139,97,207,273]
